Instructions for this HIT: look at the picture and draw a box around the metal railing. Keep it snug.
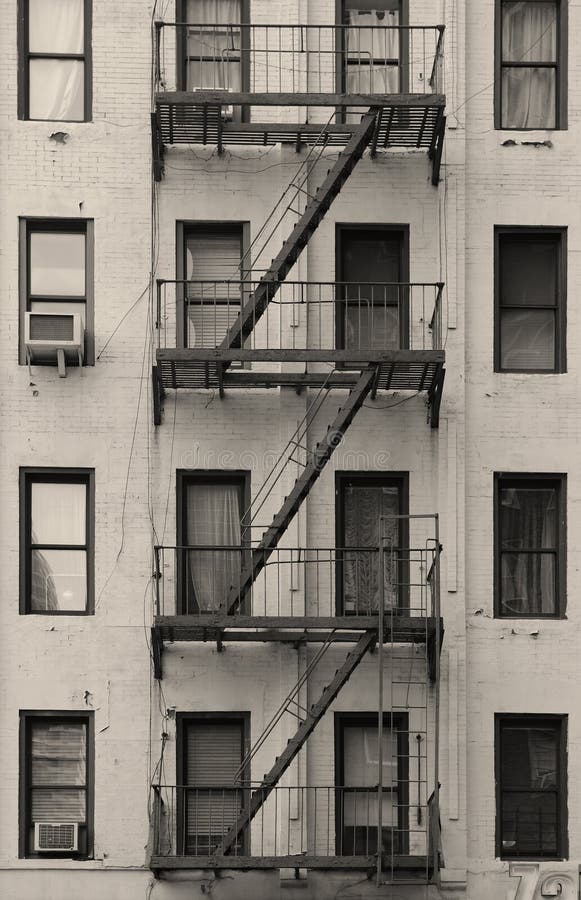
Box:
[153,543,441,620]
[156,280,444,353]
[154,23,445,98]
[151,781,438,874]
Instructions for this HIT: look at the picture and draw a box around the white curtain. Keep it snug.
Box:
[186,0,241,91]
[500,487,557,614]
[186,483,242,612]
[500,308,555,370]
[501,1,557,128]
[346,10,400,94]
[28,0,85,121]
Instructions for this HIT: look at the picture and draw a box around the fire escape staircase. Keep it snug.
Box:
[216,630,378,856]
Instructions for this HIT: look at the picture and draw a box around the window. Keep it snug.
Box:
[496,715,567,859]
[336,713,409,856]
[176,714,249,855]
[177,0,250,109]
[495,0,567,130]
[20,469,94,614]
[495,228,566,373]
[176,222,249,353]
[336,226,409,355]
[338,1,407,96]
[495,474,565,618]
[18,0,92,121]
[336,473,408,615]
[20,219,95,367]
[20,712,94,858]
[176,471,249,614]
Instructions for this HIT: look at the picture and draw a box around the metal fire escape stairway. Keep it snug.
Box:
[221,365,378,614]
[216,629,378,856]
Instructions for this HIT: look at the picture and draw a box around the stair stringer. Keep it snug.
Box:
[221,365,379,614]
[215,629,378,856]
[221,111,379,353]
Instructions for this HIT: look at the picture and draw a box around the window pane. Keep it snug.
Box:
[28,0,85,53]
[500,551,556,615]
[30,232,86,297]
[500,239,557,306]
[186,58,241,91]
[502,1,557,63]
[29,59,84,121]
[500,308,555,370]
[345,305,400,351]
[343,725,398,787]
[31,788,86,822]
[502,725,558,789]
[31,481,86,544]
[501,791,558,856]
[31,549,87,611]
[186,0,241,26]
[31,722,86,785]
[500,487,557,550]
[501,67,556,129]
[341,233,401,284]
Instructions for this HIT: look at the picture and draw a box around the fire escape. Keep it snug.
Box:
[149,14,446,886]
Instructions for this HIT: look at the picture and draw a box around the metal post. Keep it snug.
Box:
[376,523,385,887]
[433,514,441,879]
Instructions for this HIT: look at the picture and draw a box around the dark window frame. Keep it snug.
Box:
[176,469,251,615]
[19,710,95,859]
[19,467,95,616]
[335,0,409,99]
[17,0,93,122]
[335,471,409,615]
[494,472,566,619]
[495,714,568,860]
[176,221,251,351]
[335,711,409,857]
[494,226,567,374]
[494,0,567,131]
[335,224,410,355]
[176,711,251,856]
[19,218,95,367]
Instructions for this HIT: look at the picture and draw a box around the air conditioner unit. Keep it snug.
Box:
[25,311,84,377]
[194,86,234,120]
[34,822,79,853]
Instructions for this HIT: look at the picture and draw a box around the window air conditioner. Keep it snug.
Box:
[34,822,79,853]
[194,86,234,120]
[24,311,84,377]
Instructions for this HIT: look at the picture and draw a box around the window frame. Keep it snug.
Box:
[335,471,409,615]
[176,221,251,351]
[335,0,409,97]
[494,472,566,619]
[334,711,409,857]
[17,0,93,122]
[176,469,251,615]
[19,710,95,859]
[19,467,95,616]
[176,711,251,856]
[494,0,567,131]
[19,218,95,367]
[495,714,568,860]
[335,224,410,354]
[494,226,567,374]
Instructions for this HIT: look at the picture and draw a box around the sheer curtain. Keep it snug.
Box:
[28,0,85,121]
[501,1,557,128]
[346,9,400,94]
[500,487,557,614]
[343,485,399,613]
[186,483,242,612]
[30,482,87,612]
[186,0,241,91]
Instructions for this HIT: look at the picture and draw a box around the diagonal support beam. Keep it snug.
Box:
[221,112,378,353]
[221,366,378,614]
[215,629,377,856]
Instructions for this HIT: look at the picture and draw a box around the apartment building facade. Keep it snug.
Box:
[0,1,577,899]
